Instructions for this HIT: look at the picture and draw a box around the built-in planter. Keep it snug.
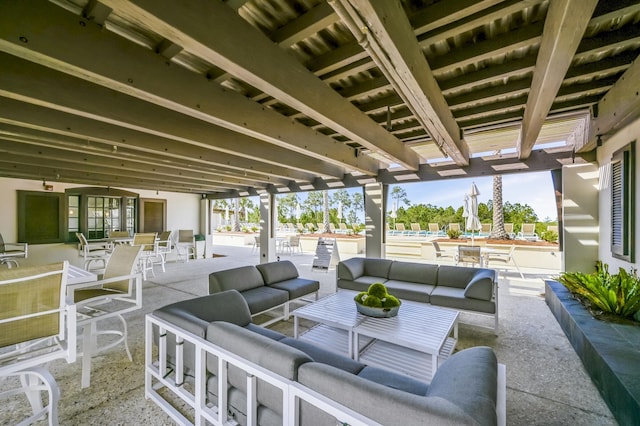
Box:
[299,235,365,255]
[211,232,256,246]
[545,280,640,426]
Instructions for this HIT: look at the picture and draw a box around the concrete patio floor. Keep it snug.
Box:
[1,244,617,425]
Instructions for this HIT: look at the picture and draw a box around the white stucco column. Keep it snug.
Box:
[562,163,599,272]
[259,193,277,263]
[364,183,387,258]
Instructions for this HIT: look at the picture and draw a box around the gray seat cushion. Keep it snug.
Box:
[241,286,289,314]
[269,278,319,299]
[430,286,496,314]
[357,365,428,395]
[382,280,433,303]
[280,337,365,375]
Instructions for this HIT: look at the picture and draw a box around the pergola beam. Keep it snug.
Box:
[519,0,598,159]
[100,0,420,170]
[0,0,378,176]
[330,0,468,166]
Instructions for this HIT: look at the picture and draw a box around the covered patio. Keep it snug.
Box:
[0,244,616,424]
[1,0,640,424]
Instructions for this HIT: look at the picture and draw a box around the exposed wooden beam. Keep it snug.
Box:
[270,2,339,47]
[331,0,468,165]
[0,54,346,180]
[0,0,378,176]
[595,55,640,137]
[519,0,598,159]
[100,0,419,170]
[0,98,317,183]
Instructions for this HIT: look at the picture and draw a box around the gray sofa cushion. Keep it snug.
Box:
[269,277,319,299]
[430,286,496,314]
[388,261,438,285]
[428,346,498,426]
[463,269,496,301]
[154,290,252,333]
[337,257,365,281]
[209,265,265,293]
[256,260,299,284]
[438,265,493,289]
[363,258,393,278]
[245,323,287,341]
[382,280,433,303]
[338,276,388,292]
[298,362,477,425]
[279,337,365,375]
[240,286,289,314]
[206,322,312,420]
[357,365,428,395]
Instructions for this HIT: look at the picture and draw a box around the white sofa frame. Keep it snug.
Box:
[145,314,506,426]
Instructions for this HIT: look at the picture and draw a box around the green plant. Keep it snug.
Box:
[447,228,461,239]
[250,226,258,233]
[224,225,231,231]
[541,230,558,243]
[194,234,205,241]
[241,226,249,233]
[557,262,640,319]
[354,283,401,308]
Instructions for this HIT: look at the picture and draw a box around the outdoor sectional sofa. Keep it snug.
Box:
[146,289,506,426]
[338,257,499,332]
[209,260,319,326]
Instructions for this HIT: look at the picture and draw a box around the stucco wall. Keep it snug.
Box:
[0,177,201,242]
[596,116,640,272]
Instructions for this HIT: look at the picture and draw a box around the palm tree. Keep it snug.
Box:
[233,198,240,232]
[322,190,331,233]
[490,175,508,239]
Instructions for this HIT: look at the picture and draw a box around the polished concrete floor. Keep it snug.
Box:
[1,245,617,425]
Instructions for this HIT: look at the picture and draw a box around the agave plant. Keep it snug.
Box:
[557,261,640,319]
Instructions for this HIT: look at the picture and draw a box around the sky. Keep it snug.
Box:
[389,171,558,221]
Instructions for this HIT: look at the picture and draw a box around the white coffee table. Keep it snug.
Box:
[293,291,366,358]
[354,300,458,380]
[292,291,459,381]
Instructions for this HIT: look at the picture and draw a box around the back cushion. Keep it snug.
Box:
[256,260,299,285]
[363,258,393,278]
[437,265,490,289]
[206,321,311,379]
[337,258,364,280]
[209,265,265,293]
[388,261,438,285]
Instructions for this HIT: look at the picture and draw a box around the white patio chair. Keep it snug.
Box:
[281,235,302,255]
[484,245,524,279]
[155,230,172,272]
[432,241,454,262]
[75,232,112,271]
[175,229,196,262]
[0,261,76,425]
[0,232,28,268]
[456,245,482,267]
[131,232,157,279]
[68,244,143,388]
